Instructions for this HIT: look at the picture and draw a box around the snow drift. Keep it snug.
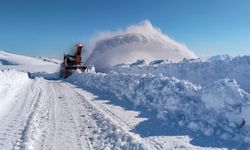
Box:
[67,72,250,146]
[0,70,31,119]
[86,20,196,72]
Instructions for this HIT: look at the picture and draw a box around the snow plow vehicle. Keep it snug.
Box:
[61,43,87,78]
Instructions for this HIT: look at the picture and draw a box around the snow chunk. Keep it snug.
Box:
[201,79,244,110]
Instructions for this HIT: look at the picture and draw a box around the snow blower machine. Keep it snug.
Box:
[60,43,87,78]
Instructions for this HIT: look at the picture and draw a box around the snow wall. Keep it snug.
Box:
[114,56,250,92]
[67,72,250,146]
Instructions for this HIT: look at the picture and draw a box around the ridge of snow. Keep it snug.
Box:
[114,55,250,92]
[0,70,31,119]
[67,72,250,147]
[208,55,233,61]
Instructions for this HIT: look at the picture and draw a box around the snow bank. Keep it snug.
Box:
[67,72,250,146]
[86,20,196,72]
[0,70,31,118]
[28,72,60,80]
[208,55,232,61]
[114,56,250,92]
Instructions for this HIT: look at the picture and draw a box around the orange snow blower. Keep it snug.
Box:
[61,43,87,78]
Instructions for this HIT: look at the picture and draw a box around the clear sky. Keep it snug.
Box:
[0,0,250,57]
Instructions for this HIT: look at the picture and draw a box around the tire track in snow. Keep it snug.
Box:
[51,82,93,149]
[19,79,54,150]
[72,88,163,150]
[18,90,42,150]
[48,81,89,150]
[60,82,151,150]
[16,79,90,150]
[93,100,163,149]
[0,79,90,150]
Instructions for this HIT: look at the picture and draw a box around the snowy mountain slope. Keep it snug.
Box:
[0,51,60,73]
[86,20,196,72]
[0,51,58,65]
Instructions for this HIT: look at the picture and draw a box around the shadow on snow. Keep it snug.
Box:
[69,83,247,150]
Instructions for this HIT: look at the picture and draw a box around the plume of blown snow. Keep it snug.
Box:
[85,20,197,72]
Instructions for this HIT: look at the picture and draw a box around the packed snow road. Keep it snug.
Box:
[0,78,148,150]
[0,79,89,149]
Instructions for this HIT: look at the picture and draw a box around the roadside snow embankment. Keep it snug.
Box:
[114,56,250,92]
[0,70,31,118]
[67,72,250,145]
[28,71,60,80]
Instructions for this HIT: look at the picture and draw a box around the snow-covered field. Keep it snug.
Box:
[1,50,250,150]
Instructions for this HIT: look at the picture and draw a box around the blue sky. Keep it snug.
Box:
[0,0,250,57]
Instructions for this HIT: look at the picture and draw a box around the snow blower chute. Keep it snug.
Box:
[61,43,87,78]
